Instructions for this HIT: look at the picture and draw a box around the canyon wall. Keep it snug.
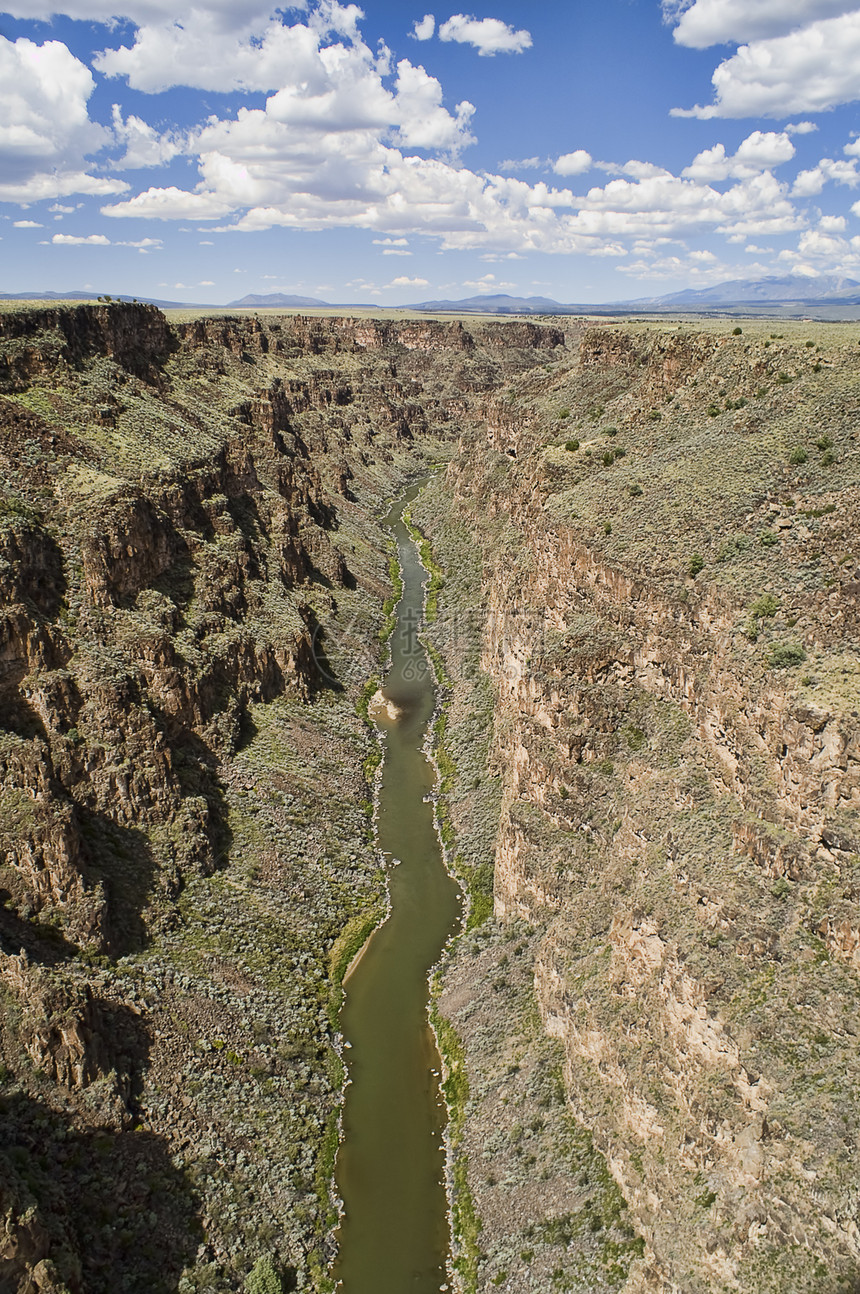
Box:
[0,302,563,1294]
[417,318,860,1294]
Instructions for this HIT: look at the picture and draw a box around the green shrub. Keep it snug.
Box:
[788,446,808,465]
[602,450,615,466]
[816,435,833,450]
[821,449,835,466]
[246,1255,284,1294]
[647,410,662,422]
[749,593,780,618]
[732,326,742,335]
[558,407,570,419]
[628,483,643,497]
[707,404,721,417]
[565,438,580,451]
[603,520,612,535]
[767,642,807,668]
[688,552,704,577]
[759,529,778,548]
[606,426,618,437]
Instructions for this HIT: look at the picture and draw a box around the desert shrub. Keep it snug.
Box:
[749,593,780,618]
[767,642,807,668]
[759,529,778,547]
[558,407,570,419]
[816,435,833,450]
[821,449,835,466]
[602,450,615,466]
[565,438,580,451]
[688,552,704,577]
[628,483,643,497]
[732,326,742,335]
[707,404,721,417]
[606,426,618,437]
[788,446,808,465]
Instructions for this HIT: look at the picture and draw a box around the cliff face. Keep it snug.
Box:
[421,319,860,1294]
[0,302,564,1294]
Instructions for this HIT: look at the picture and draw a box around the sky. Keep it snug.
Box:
[4,0,860,305]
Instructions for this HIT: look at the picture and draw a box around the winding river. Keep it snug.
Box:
[333,481,464,1293]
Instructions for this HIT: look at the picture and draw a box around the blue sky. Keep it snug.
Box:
[4,0,860,304]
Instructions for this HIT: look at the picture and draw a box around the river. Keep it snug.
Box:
[333,480,464,1293]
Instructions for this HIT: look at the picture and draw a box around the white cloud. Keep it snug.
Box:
[820,214,847,230]
[383,248,412,255]
[13,219,42,227]
[412,14,436,40]
[111,105,183,169]
[785,121,818,135]
[0,36,127,202]
[373,236,409,245]
[792,157,860,196]
[666,0,858,48]
[683,130,795,180]
[499,156,543,172]
[462,272,516,291]
[438,14,532,56]
[389,275,428,285]
[673,11,860,118]
[553,150,593,177]
[49,203,76,213]
[103,186,235,220]
[52,233,111,245]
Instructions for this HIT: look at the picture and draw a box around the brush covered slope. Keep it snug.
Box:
[412,318,860,1294]
[0,301,564,1294]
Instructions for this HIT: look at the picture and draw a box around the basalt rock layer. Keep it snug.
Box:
[0,302,563,1294]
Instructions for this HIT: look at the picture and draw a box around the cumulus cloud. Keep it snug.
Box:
[95,6,380,95]
[665,0,858,48]
[412,14,436,40]
[792,156,860,196]
[785,121,818,135]
[389,275,428,285]
[673,11,860,118]
[103,186,235,220]
[13,219,43,227]
[111,105,183,169]
[553,150,593,177]
[52,233,111,245]
[683,130,795,180]
[438,14,532,56]
[0,36,127,202]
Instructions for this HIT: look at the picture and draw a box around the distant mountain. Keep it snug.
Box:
[410,293,569,314]
[637,274,860,307]
[228,293,330,308]
[0,289,198,308]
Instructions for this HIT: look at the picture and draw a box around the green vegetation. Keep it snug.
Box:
[767,642,807,668]
[246,1255,285,1294]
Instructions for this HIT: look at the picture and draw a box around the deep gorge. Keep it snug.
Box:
[1,303,859,1294]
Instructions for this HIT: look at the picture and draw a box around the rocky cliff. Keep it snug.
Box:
[414,318,860,1294]
[0,302,563,1294]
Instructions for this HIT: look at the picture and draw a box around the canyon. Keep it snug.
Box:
[1,302,859,1294]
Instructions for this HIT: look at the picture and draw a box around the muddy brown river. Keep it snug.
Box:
[333,481,464,1293]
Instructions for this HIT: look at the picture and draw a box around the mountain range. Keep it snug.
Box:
[4,275,860,318]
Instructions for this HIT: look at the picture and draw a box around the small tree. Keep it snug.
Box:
[246,1255,284,1294]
